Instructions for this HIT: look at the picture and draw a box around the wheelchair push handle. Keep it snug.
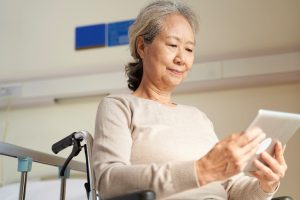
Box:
[52,132,76,154]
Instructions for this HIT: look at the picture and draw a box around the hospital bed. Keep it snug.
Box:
[0,131,292,200]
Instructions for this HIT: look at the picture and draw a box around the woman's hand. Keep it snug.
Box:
[250,141,287,193]
[195,127,266,186]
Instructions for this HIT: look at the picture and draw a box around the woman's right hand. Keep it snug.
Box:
[195,127,266,186]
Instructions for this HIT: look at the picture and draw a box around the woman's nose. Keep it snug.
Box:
[174,50,185,66]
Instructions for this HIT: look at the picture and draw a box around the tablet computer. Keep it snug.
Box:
[244,109,300,172]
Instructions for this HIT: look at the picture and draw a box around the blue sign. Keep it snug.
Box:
[107,19,135,47]
[75,23,106,49]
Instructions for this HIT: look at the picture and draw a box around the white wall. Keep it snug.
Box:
[0,0,146,82]
[1,0,300,83]
[0,83,299,198]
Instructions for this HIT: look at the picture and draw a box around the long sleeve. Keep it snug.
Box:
[225,173,277,200]
[92,96,201,199]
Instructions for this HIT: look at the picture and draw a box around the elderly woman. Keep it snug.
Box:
[92,0,287,199]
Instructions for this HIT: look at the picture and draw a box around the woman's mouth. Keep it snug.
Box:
[167,68,184,77]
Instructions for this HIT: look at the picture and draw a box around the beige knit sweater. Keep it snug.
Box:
[92,94,276,200]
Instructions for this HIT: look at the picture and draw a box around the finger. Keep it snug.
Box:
[260,152,283,176]
[240,145,257,164]
[254,159,278,181]
[240,131,266,156]
[224,129,264,171]
[274,142,288,176]
[237,127,265,146]
[250,170,263,180]
[250,171,259,179]
[275,142,286,165]
[237,144,259,169]
[235,132,265,170]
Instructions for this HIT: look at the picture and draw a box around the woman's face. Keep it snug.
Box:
[138,14,195,91]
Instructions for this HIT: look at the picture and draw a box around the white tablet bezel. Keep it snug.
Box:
[244,109,300,172]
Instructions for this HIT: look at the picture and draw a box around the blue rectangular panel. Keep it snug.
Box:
[107,19,135,47]
[75,24,106,49]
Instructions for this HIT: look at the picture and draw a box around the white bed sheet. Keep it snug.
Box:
[0,179,87,200]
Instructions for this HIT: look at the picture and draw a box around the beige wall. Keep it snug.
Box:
[0,83,300,198]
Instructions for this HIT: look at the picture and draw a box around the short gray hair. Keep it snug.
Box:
[125,0,199,91]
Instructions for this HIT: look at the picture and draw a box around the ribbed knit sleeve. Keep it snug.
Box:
[225,173,277,200]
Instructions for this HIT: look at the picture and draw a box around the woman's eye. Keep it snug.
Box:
[186,48,193,52]
[168,44,177,48]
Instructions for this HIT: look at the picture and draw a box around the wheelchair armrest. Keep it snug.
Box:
[105,190,294,200]
[107,190,155,200]
[272,196,293,200]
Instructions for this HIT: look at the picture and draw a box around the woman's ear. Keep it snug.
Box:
[136,36,145,59]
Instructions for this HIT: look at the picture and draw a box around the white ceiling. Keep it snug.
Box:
[0,0,300,84]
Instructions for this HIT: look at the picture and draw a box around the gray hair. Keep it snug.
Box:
[125,0,199,91]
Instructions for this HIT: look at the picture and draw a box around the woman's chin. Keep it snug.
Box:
[164,78,184,90]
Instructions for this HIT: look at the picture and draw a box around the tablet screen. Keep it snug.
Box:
[244,109,300,171]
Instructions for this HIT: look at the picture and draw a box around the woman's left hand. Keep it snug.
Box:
[250,141,287,193]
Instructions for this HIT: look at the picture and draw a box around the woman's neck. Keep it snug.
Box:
[132,83,175,107]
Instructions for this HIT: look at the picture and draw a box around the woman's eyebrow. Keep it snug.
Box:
[166,36,195,45]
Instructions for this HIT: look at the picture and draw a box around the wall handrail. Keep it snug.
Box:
[0,141,86,173]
